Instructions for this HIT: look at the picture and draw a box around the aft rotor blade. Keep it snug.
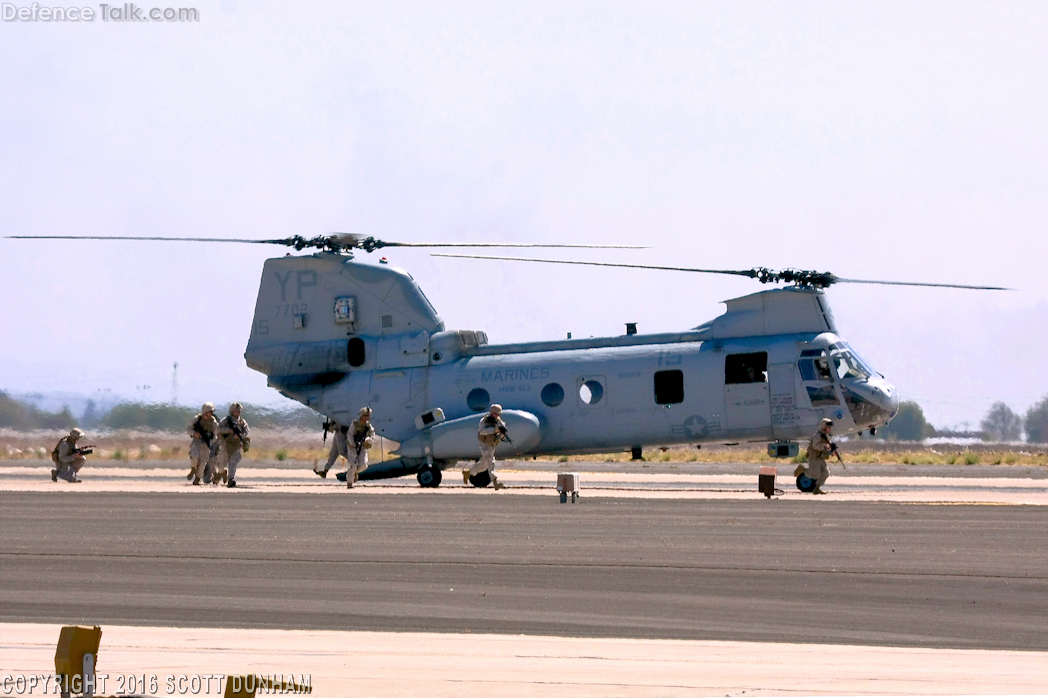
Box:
[431,253,755,277]
[832,277,1012,291]
[5,235,281,244]
[384,242,646,249]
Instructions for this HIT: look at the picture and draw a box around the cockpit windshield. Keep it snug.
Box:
[831,343,880,381]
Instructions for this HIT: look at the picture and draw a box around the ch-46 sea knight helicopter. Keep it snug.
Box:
[10,233,1008,487]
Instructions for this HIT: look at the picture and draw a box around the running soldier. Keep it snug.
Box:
[345,407,375,488]
[51,428,92,483]
[186,402,219,486]
[317,418,349,478]
[215,402,250,488]
[464,404,507,490]
[795,417,835,494]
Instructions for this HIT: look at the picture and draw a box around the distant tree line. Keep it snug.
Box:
[873,396,1048,443]
[0,391,323,432]
[0,391,78,430]
[4,389,1047,443]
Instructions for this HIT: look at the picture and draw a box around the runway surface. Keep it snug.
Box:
[3,459,1047,504]
[2,490,1046,651]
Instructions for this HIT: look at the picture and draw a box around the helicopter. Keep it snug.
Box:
[8,233,1008,487]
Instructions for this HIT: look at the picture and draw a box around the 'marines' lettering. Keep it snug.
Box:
[480,367,550,383]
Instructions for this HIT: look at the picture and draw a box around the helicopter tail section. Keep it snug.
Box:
[245,254,445,410]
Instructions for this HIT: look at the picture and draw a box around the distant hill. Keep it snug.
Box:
[0,391,78,430]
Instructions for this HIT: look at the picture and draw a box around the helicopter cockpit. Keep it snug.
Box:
[798,335,898,433]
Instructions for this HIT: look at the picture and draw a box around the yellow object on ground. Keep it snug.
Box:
[54,625,101,677]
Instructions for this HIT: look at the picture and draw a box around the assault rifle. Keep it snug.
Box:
[193,427,213,447]
[74,445,96,456]
[828,441,846,469]
[497,424,513,445]
[322,418,334,445]
[353,431,368,458]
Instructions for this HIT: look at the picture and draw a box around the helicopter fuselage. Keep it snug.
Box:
[245,254,899,474]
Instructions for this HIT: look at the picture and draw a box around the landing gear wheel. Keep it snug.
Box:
[417,465,442,488]
[468,470,492,488]
[796,474,817,492]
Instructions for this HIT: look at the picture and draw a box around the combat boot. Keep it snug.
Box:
[51,469,58,482]
[316,469,328,479]
[187,468,195,481]
[492,477,505,490]
[193,477,201,485]
[227,479,236,488]
[462,469,470,485]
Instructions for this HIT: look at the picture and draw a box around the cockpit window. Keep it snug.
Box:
[846,345,880,377]
[832,351,871,381]
[798,356,832,382]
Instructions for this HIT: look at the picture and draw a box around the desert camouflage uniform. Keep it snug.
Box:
[471,413,506,478]
[322,421,349,473]
[346,418,375,482]
[186,410,219,484]
[53,429,87,483]
[215,412,250,485]
[804,430,832,490]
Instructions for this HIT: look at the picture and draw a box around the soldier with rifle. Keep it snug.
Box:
[795,417,839,494]
[345,407,375,488]
[316,407,374,486]
[464,403,508,490]
[51,427,94,483]
[185,402,219,485]
[215,402,250,488]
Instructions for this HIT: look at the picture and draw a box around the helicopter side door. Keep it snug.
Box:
[723,351,771,432]
[768,361,802,439]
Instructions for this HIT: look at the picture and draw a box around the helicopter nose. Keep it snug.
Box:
[880,382,900,418]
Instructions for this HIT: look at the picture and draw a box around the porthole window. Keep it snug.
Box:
[579,379,604,405]
[467,388,490,412]
[347,338,366,367]
[541,382,565,407]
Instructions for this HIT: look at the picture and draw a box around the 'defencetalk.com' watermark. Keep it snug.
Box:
[3,3,199,22]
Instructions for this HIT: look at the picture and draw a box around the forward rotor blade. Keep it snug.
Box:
[431,253,754,277]
[6,235,646,250]
[832,277,1012,291]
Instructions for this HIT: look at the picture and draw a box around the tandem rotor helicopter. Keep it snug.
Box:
[10,233,1009,487]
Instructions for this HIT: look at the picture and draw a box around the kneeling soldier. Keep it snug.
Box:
[795,417,835,494]
[51,428,91,483]
[216,402,250,488]
[186,403,219,485]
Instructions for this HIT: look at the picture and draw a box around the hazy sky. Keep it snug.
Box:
[2,1,1046,429]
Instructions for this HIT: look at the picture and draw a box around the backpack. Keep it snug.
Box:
[51,437,65,465]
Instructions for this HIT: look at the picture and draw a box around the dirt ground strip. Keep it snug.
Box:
[2,623,1046,697]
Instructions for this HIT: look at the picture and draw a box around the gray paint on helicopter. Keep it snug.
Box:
[244,252,898,478]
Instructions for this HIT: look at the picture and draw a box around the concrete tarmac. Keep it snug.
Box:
[2,492,1046,651]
